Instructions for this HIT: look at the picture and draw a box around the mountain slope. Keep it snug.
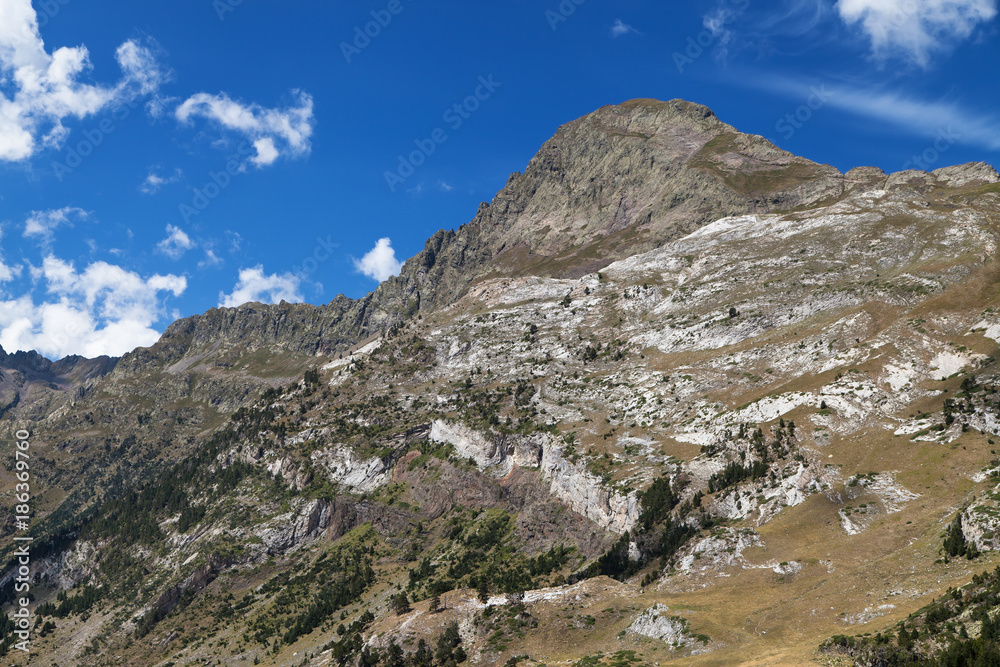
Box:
[4,100,1000,666]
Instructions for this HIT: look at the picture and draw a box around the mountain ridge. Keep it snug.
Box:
[5,99,1000,665]
[104,99,999,379]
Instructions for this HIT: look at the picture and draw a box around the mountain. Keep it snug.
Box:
[4,100,1000,666]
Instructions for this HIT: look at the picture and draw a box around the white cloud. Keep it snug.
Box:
[438,181,454,192]
[758,76,1000,151]
[354,238,402,282]
[0,0,166,161]
[175,90,314,167]
[156,224,195,259]
[198,248,222,269]
[831,87,1000,149]
[218,266,302,308]
[837,0,997,66]
[252,137,279,166]
[140,167,182,194]
[0,256,185,359]
[611,19,639,37]
[23,207,88,246]
[702,7,741,60]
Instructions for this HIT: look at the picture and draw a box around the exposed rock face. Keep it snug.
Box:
[539,442,640,535]
[429,420,542,475]
[111,298,361,377]
[960,488,1000,552]
[627,603,702,649]
[430,419,639,534]
[932,162,1000,187]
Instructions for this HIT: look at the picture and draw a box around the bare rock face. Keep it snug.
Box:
[933,162,1000,187]
[539,442,640,535]
[430,419,639,534]
[626,603,703,650]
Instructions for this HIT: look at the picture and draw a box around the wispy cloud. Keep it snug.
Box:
[758,76,1000,151]
[23,207,88,247]
[175,90,314,167]
[837,0,997,67]
[198,248,222,269]
[699,0,835,62]
[354,238,402,282]
[610,19,639,38]
[140,167,183,194]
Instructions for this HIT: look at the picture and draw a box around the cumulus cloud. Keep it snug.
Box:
[175,90,314,167]
[140,167,182,194]
[610,19,639,37]
[0,0,166,161]
[837,0,997,66]
[23,207,88,247]
[156,224,195,259]
[218,266,302,308]
[0,256,185,359]
[354,238,402,283]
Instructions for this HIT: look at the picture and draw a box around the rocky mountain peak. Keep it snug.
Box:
[932,161,1000,186]
[109,100,1000,380]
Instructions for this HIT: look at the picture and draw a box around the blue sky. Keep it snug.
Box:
[1,0,999,359]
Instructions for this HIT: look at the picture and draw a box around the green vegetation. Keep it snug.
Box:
[406,508,572,601]
[822,566,1000,665]
[587,474,696,583]
[322,617,467,666]
[942,514,980,561]
[573,650,646,666]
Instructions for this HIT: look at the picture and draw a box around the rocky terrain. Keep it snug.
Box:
[4,100,1000,665]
